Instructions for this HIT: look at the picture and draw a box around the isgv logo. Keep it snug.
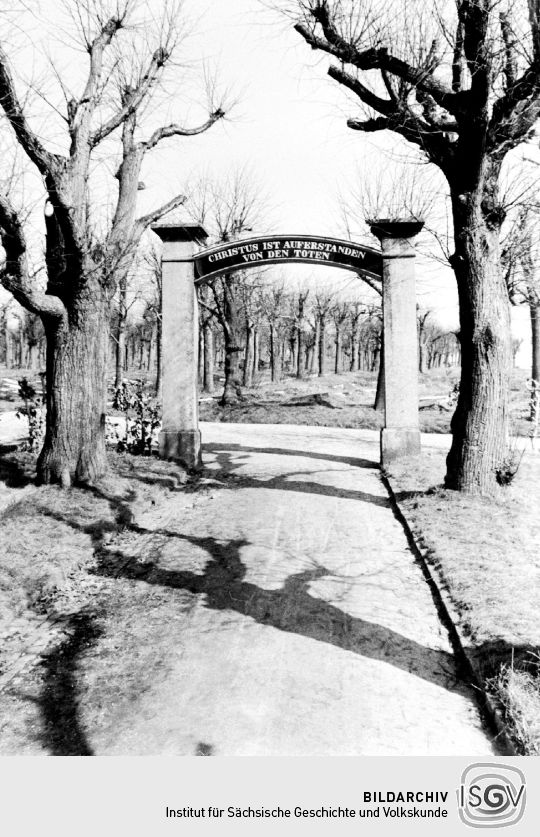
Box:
[458,763,526,828]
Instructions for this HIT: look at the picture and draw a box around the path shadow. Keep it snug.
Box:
[91,538,460,689]
[206,450,391,507]
[30,477,470,708]
[36,611,101,755]
[38,492,462,692]
[205,442,377,470]
[30,478,507,753]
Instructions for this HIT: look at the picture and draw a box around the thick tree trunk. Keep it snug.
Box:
[218,278,243,406]
[221,340,242,405]
[445,191,511,493]
[38,285,108,486]
[530,296,540,383]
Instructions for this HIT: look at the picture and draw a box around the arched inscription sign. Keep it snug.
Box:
[193,235,382,283]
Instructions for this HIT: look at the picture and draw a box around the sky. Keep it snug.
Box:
[0,0,533,364]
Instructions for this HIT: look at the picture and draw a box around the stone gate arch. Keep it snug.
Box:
[152,221,423,470]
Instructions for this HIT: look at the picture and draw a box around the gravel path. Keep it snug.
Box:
[96,422,495,755]
[0,417,496,755]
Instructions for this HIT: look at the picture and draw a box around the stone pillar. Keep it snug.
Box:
[369,220,424,466]
[151,223,208,469]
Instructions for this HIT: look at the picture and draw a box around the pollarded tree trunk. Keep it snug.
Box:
[218,276,244,406]
[374,332,384,411]
[530,295,540,384]
[253,328,259,378]
[155,311,162,398]
[222,340,242,405]
[445,190,512,493]
[350,328,359,372]
[296,327,304,378]
[334,328,342,374]
[147,329,154,371]
[310,318,320,373]
[115,327,125,387]
[270,324,281,382]
[202,321,214,394]
[243,322,254,387]
[318,318,326,376]
[198,328,204,385]
[221,289,243,405]
[114,273,128,388]
[418,338,427,374]
[290,334,298,374]
[38,281,109,486]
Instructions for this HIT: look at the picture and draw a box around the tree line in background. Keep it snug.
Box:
[1,268,461,403]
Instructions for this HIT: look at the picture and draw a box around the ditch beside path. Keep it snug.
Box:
[0,420,496,755]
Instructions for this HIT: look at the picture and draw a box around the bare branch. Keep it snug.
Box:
[90,46,170,146]
[294,14,457,115]
[135,192,186,234]
[0,45,60,176]
[328,64,392,114]
[451,18,464,93]
[0,192,65,319]
[142,110,225,151]
[347,115,390,132]
[500,12,518,90]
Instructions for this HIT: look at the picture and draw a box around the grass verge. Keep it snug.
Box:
[386,448,540,754]
[0,450,214,754]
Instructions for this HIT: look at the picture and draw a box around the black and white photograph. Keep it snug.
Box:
[0,0,539,830]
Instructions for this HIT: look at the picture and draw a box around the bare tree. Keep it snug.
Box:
[143,244,164,396]
[240,276,265,387]
[348,301,364,372]
[197,284,217,395]
[262,281,289,382]
[314,290,334,376]
[331,300,349,373]
[290,288,310,378]
[189,171,270,405]
[417,308,432,374]
[0,1,224,485]
[289,0,540,492]
[502,204,540,386]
